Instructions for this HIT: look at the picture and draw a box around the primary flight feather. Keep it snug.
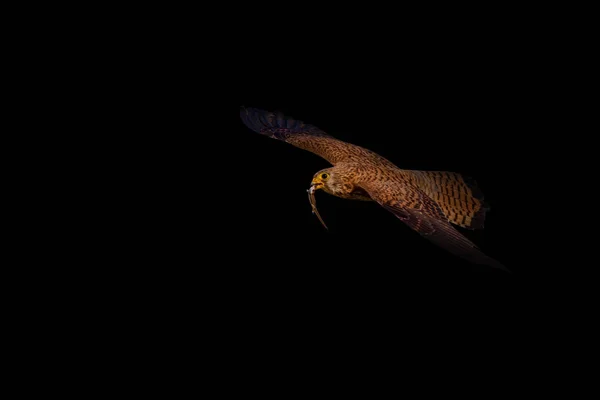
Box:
[240,107,508,272]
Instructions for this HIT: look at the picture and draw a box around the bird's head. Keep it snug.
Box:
[311,168,342,196]
[308,167,356,230]
[310,167,355,196]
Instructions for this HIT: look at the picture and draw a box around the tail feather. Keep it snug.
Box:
[411,170,489,230]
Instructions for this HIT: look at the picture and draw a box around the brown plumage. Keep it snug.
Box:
[240,107,508,272]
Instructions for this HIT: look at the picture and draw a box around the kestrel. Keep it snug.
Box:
[240,107,508,272]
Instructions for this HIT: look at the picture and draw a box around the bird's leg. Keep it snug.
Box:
[307,185,328,230]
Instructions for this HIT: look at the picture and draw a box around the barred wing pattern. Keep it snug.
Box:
[240,107,392,167]
[359,181,508,272]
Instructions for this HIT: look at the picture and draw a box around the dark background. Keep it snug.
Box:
[44,10,588,368]
[215,36,552,317]
[218,19,569,316]
[32,6,584,371]
[117,22,561,328]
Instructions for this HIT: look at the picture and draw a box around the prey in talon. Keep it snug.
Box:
[307,183,328,230]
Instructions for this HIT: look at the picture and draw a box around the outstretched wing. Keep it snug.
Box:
[360,181,509,272]
[240,107,384,166]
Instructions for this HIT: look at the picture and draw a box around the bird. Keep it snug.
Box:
[240,107,508,272]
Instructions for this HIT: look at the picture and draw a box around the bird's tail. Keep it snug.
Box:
[411,170,489,230]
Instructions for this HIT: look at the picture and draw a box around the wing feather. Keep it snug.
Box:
[361,181,509,272]
[240,107,381,166]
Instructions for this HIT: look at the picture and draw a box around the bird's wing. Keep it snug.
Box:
[359,180,509,272]
[240,107,384,166]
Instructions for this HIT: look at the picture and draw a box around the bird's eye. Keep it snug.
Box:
[321,173,329,180]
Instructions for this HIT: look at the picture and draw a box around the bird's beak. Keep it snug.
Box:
[310,177,324,191]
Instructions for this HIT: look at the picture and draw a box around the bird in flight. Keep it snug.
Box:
[240,107,508,272]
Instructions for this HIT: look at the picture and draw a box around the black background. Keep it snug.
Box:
[219,21,567,318]
[28,6,585,377]
[114,21,564,335]
[223,71,544,320]
[197,44,549,321]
